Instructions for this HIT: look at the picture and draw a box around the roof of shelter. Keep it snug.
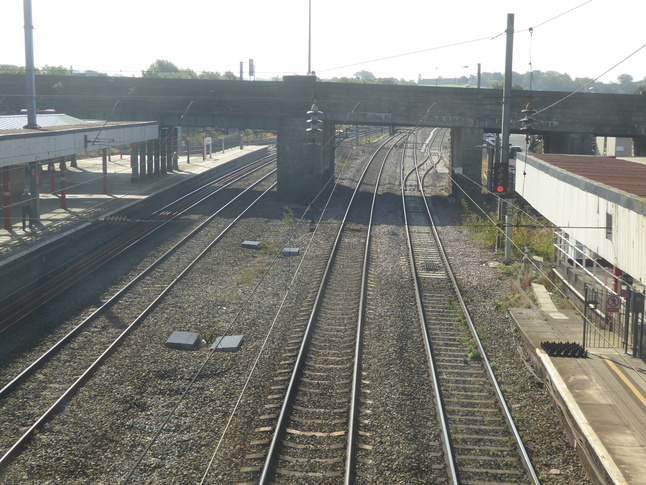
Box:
[530,154,646,199]
[0,113,93,132]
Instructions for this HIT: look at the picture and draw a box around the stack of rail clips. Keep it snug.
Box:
[540,341,588,358]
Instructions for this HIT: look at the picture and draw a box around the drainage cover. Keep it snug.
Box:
[281,248,300,256]
[242,240,262,249]
[165,331,201,350]
[211,335,244,352]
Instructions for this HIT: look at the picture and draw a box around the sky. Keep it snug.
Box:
[2,0,646,84]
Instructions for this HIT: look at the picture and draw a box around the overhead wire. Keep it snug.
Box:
[2,2,596,82]
[520,0,593,32]
[316,34,505,75]
[533,41,646,116]
[316,0,593,76]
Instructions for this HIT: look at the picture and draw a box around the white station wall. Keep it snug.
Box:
[516,155,646,285]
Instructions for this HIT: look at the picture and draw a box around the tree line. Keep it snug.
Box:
[0,59,238,81]
[420,70,645,95]
[2,60,644,95]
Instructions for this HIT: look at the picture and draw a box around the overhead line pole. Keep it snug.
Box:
[23,0,39,130]
[501,13,514,263]
[308,0,312,75]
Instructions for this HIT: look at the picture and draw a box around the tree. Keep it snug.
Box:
[617,74,634,84]
[0,64,25,74]
[142,60,196,79]
[221,71,238,81]
[354,70,376,81]
[41,65,72,76]
[198,71,222,80]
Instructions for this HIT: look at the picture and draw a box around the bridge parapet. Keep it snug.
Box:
[2,74,646,137]
[4,74,646,201]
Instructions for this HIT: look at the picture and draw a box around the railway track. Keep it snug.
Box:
[0,158,277,471]
[0,156,276,334]
[234,129,541,484]
[402,129,539,484]
[236,134,405,483]
[0,130,589,482]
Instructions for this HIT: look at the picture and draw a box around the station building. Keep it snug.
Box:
[515,153,646,357]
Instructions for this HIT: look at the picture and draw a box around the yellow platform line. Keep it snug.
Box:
[602,356,646,407]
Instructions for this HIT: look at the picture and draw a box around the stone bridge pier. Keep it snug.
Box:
[543,132,595,155]
[450,128,483,183]
[633,136,646,156]
[276,120,484,204]
[276,116,335,204]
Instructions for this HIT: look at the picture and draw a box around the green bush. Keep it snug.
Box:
[460,198,554,260]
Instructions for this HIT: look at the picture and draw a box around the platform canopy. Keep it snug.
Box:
[0,113,158,168]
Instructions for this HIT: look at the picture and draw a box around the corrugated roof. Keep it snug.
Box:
[531,154,646,199]
[0,113,91,131]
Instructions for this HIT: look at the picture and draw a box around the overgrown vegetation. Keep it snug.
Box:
[459,199,499,249]
[459,198,554,261]
[459,193,559,310]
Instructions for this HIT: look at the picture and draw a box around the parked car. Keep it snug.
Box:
[509,146,522,158]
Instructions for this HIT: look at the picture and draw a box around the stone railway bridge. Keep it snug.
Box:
[2,74,646,202]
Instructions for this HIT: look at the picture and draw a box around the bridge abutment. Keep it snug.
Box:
[450,128,482,183]
[633,136,646,156]
[277,117,335,204]
[543,132,595,155]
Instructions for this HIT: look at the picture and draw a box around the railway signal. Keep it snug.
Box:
[490,162,509,195]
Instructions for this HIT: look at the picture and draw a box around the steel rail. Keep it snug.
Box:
[0,156,275,334]
[400,130,459,484]
[258,134,405,484]
[344,135,397,485]
[411,131,541,485]
[0,167,276,399]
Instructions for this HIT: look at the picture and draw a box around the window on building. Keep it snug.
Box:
[606,213,613,240]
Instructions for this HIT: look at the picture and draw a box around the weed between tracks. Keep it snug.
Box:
[458,196,559,312]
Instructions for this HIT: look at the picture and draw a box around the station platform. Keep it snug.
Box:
[511,284,646,484]
[0,146,269,268]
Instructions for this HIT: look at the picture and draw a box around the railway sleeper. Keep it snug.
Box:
[275,468,344,478]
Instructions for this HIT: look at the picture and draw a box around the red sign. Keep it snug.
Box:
[607,295,621,313]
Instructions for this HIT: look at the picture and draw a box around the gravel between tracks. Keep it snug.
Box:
[0,145,590,484]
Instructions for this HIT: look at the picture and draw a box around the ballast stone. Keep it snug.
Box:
[165,331,201,350]
[211,335,244,352]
